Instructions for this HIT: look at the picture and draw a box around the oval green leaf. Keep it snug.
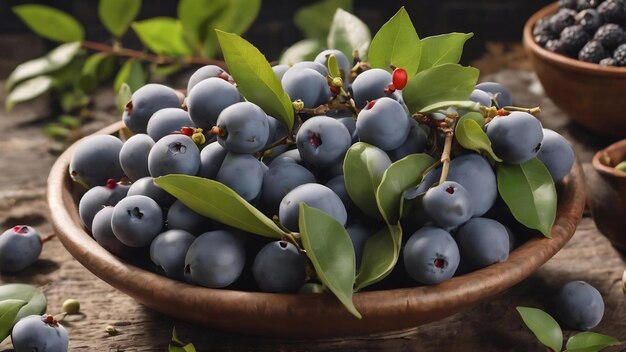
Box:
[99,0,141,37]
[155,174,286,239]
[0,299,27,341]
[497,158,556,237]
[355,225,402,290]
[177,0,228,46]
[115,83,132,113]
[376,153,436,224]
[458,111,485,128]
[279,39,322,66]
[455,118,501,162]
[0,284,47,325]
[299,203,360,319]
[343,142,392,219]
[516,306,563,352]
[216,30,295,132]
[132,18,191,56]
[327,8,371,60]
[113,59,146,93]
[566,332,620,352]
[368,7,421,76]
[13,5,84,43]
[6,42,81,91]
[403,63,479,114]
[418,33,473,71]
[294,0,353,41]
[419,100,481,114]
[5,76,53,111]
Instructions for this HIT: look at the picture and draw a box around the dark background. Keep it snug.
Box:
[0,0,553,67]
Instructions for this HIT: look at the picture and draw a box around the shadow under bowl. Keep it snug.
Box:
[523,2,626,137]
[47,121,587,339]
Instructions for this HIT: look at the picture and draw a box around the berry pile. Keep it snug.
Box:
[67,8,577,317]
[534,0,626,66]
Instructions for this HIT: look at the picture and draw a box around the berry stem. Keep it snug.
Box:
[501,106,542,115]
[41,233,57,244]
[438,118,458,185]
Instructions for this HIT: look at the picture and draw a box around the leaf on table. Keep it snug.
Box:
[417,33,473,71]
[327,8,371,60]
[13,5,84,43]
[216,30,294,132]
[565,331,620,352]
[99,0,142,38]
[0,299,27,342]
[497,158,556,237]
[368,7,421,76]
[343,142,392,219]
[132,17,192,56]
[299,204,360,319]
[517,306,563,352]
[403,63,479,114]
[6,42,81,91]
[155,175,286,239]
[0,284,47,325]
[5,76,53,112]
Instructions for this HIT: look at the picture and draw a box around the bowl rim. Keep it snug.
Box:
[47,121,587,339]
[523,2,626,77]
[592,138,626,177]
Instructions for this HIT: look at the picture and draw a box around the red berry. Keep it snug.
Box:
[180,127,194,136]
[497,109,509,116]
[392,68,408,90]
[105,179,117,189]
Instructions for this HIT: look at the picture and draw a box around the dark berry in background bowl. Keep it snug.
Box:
[524,2,626,137]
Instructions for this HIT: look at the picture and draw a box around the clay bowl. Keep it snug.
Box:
[523,2,626,137]
[587,139,626,250]
[47,121,586,339]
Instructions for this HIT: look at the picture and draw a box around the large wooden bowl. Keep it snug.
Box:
[47,121,586,339]
[523,2,626,137]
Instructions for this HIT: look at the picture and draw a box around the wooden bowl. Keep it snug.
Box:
[523,2,626,137]
[587,139,626,250]
[47,121,586,339]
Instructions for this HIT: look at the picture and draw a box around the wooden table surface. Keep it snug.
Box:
[0,65,625,351]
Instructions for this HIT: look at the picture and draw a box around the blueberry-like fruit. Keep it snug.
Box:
[167,200,213,235]
[216,153,266,202]
[314,49,351,85]
[184,230,246,288]
[487,112,544,164]
[387,118,429,161]
[122,83,181,134]
[356,97,410,151]
[148,134,200,177]
[127,177,176,208]
[296,115,352,167]
[150,229,196,280]
[537,129,575,182]
[261,163,316,215]
[111,195,163,247]
[281,67,330,108]
[403,226,460,285]
[214,102,270,153]
[475,82,513,108]
[187,65,231,93]
[11,314,69,352]
[78,179,129,231]
[0,225,42,273]
[252,240,306,293]
[325,175,354,211]
[119,134,154,182]
[422,181,473,229]
[556,281,604,330]
[186,77,242,130]
[197,141,228,179]
[69,135,124,188]
[91,206,134,257]
[456,218,510,269]
[146,108,195,142]
[279,183,347,232]
[351,68,400,109]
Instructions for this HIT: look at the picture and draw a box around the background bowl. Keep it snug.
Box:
[47,122,586,339]
[523,2,626,137]
[587,139,626,250]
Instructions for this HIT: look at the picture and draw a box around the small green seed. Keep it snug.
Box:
[62,299,80,314]
[615,161,626,173]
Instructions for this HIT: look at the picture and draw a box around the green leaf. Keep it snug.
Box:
[0,299,27,342]
[458,111,485,128]
[82,53,115,81]
[169,327,197,352]
[216,30,295,132]
[327,54,341,79]
[376,153,436,224]
[6,42,81,91]
[113,59,146,93]
[155,175,286,239]
[299,203,360,319]
[417,33,473,71]
[13,5,84,43]
[0,284,47,325]
[132,18,192,56]
[566,332,620,352]
[5,76,53,111]
[368,7,421,76]
[343,142,392,219]
[44,124,70,140]
[151,63,184,78]
[178,0,228,47]
[60,91,89,112]
[294,0,353,41]
[327,8,371,60]
[355,225,402,290]
[115,83,132,113]
[455,118,501,161]
[58,114,81,128]
[419,100,481,114]
[99,0,141,37]
[403,63,479,114]
[516,307,563,352]
[497,159,556,237]
[279,39,323,66]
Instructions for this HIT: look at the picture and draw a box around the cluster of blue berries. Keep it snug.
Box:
[535,0,626,65]
[68,47,576,295]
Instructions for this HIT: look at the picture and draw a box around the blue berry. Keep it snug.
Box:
[403,226,460,285]
[197,142,227,180]
[150,229,196,280]
[351,68,400,109]
[0,226,42,273]
[127,177,176,208]
[423,181,473,229]
[187,77,242,130]
[69,135,124,188]
[187,65,231,93]
[279,183,347,232]
[456,218,510,269]
[475,82,514,108]
[184,230,246,288]
[147,134,200,177]
[537,129,575,182]
[216,153,266,202]
[78,179,129,231]
[261,163,316,215]
[146,108,195,142]
[214,102,269,154]
[252,241,306,293]
[556,281,604,330]
[11,314,69,352]
[111,195,163,247]
[594,24,626,50]
[281,67,330,108]
[296,115,352,167]
[119,134,154,182]
[122,83,181,134]
[487,112,544,164]
[356,97,410,151]
[91,206,134,258]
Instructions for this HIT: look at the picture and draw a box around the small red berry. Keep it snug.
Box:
[180,127,194,136]
[105,179,117,189]
[392,68,408,90]
[497,108,509,116]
